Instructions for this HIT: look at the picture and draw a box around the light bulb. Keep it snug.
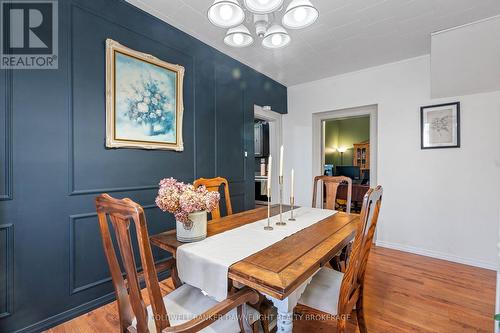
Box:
[293,7,307,22]
[219,4,233,21]
[271,34,282,46]
[232,33,244,45]
[282,0,318,29]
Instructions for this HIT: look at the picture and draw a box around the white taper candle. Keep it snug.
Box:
[291,168,294,198]
[279,145,284,177]
[267,156,272,196]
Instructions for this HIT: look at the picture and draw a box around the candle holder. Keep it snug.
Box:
[288,196,296,221]
[264,194,273,230]
[276,175,286,226]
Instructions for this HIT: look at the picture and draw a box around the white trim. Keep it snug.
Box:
[254,105,283,203]
[496,248,500,332]
[312,104,378,209]
[496,188,500,332]
[376,240,497,271]
[431,14,500,35]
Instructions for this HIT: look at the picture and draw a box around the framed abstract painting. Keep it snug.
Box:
[420,102,460,149]
[105,39,185,151]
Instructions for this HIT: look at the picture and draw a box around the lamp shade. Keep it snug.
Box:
[208,0,245,28]
[262,24,290,48]
[224,25,254,47]
[244,0,284,14]
[282,0,318,29]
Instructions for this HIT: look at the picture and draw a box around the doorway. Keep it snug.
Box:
[254,105,282,206]
[312,105,378,211]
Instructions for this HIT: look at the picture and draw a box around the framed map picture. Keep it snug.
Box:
[420,102,460,149]
[105,39,185,151]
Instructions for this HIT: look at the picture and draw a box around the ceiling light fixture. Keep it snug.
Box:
[208,0,245,28]
[208,0,318,49]
[262,24,290,48]
[243,0,284,14]
[282,0,318,29]
[224,25,254,47]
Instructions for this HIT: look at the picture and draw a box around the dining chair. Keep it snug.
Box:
[297,185,383,333]
[312,176,352,213]
[95,193,260,333]
[312,176,353,271]
[194,177,233,219]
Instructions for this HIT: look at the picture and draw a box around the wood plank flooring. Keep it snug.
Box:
[46,247,496,333]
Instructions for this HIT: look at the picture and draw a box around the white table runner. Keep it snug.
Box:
[177,207,337,302]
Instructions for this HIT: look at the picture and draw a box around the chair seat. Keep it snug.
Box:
[298,267,344,316]
[133,283,260,333]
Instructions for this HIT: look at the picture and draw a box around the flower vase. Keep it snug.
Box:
[176,210,207,243]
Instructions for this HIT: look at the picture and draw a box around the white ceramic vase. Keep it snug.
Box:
[176,210,207,243]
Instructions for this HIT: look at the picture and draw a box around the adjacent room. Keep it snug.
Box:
[323,115,371,212]
[1,1,500,333]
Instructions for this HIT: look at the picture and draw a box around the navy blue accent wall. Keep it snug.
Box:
[0,0,287,331]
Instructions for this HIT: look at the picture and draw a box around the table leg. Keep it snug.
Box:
[171,260,182,288]
[265,269,320,333]
[277,311,293,332]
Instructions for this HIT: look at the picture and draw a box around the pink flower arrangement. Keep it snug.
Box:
[155,177,220,224]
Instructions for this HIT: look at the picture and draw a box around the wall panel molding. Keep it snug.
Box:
[69,204,157,294]
[0,224,14,318]
[1,71,13,201]
[67,3,195,196]
[214,64,246,184]
[3,0,285,331]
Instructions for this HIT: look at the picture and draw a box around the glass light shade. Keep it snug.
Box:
[262,24,290,48]
[282,0,318,29]
[224,25,254,47]
[208,0,245,28]
[244,0,284,14]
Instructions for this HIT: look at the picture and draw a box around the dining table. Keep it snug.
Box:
[150,205,360,333]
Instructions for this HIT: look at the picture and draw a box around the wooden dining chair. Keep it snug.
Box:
[194,177,233,219]
[95,193,260,333]
[312,176,352,213]
[312,176,353,272]
[297,185,383,333]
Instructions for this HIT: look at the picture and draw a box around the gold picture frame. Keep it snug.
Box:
[105,39,185,151]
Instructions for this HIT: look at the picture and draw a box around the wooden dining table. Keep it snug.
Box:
[150,205,360,333]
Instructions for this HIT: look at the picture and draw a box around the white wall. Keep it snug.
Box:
[431,15,500,98]
[284,55,500,269]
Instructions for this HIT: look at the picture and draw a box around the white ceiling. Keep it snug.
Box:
[126,0,500,86]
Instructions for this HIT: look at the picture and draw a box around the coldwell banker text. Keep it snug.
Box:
[1,0,58,69]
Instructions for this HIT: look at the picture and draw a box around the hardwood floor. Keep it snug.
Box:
[46,247,496,333]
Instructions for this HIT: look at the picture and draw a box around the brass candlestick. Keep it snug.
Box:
[289,196,296,221]
[264,193,273,230]
[276,175,286,226]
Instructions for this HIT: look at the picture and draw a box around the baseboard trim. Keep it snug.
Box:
[375,240,496,271]
[14,292,116,333]
[15,271,171,333]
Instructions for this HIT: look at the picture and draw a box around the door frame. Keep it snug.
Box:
[254,105,282,203]
[312,104,378,207]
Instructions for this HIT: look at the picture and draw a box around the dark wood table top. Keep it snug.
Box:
[150,205,359,300]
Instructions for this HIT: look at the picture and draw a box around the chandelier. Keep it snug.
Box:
[208,0,318,49]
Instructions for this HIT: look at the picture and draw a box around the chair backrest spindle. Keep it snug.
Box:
[95,194,169,333]
[337,185,383,315]
[312,176,352,213]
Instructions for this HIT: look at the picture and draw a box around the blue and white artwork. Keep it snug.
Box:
[114,51,177,144]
